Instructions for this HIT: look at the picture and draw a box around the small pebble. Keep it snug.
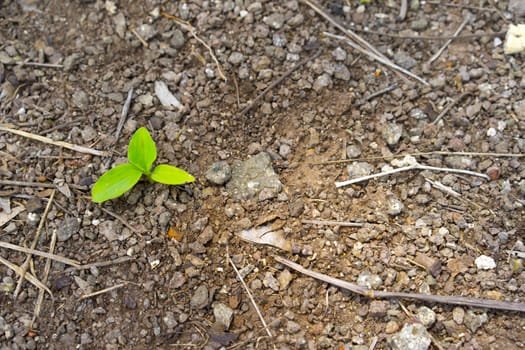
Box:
[475,255,496,270]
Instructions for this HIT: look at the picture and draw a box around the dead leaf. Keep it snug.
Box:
[236,225,292,251]
[447,255,474,276]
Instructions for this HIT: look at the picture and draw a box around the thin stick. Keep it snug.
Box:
[0,255,53,299]
[275,256,525,313]
[356,29,505,41]
[161,12,227,82]
[15,61,63,68]
[301,0,428,85]
[130,27,149,48]
[316,151,525,165]
[335,162,489,188]
[32,228,57,328]
[323,32,429,86]
[100,207,141,235]
[115,88,133,141]
[76,256,134,270]
[431,91,472,125]
[238,49,322,115]
[0,125,109,157]
[301,219,366,227]
[426,0,498,12]
[14,190,55,298]
[79,282,127,300]
[0,179,88,191]
[0,240,82,268]
[227,247,272,338]
[365,84,398,101]
[398,0,408,21]
[427,16,470,65]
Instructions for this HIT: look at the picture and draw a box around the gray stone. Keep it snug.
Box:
[228,52,244,65]
[313,73,332,92]
[416,306,436,328]
[263,271,280,291]
[99,220,118,241]
[57,217,80,242]
[333,63,350,80]
[63,53,81,71]
[346,144,361,158]
[394,51,417,69]
[213,303,234,330]
[279,143,291,158]
[169,272,186,289]
[452,307,465,325]
[509,0,525,17]
[429,75,446,88]
[357,271,383,289]
[158,211,172,227]
[205,161,232,185]
[409,108,428,120]
[170,29,185,49]
[387,196,404,216]
[369,300,388,317]
[464,310,488,332]
[332,47,347,61]
[272,32,287,47]
[390,323,431,350]
[411,18,428,31]
[347,162,374,178]
[113,13,126,38]
[191,285,209,309]
[226,152,282,201]
[191,217,208,232]
[163,312,178,329]
[136,24,157,41]
[264,13,285,29]
[81,126,97,142]
[72,90,89,110]
[286,320,301,334]
[382,123,403,146]
[277,269,293,290]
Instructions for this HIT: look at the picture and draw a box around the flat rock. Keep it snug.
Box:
[226,152,282,201]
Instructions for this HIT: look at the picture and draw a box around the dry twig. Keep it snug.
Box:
[0,179,88,191]
[0,255,53,299]
[14,190,55,298]
[238,49,322,115]
[431,90,473,125]
[300,0,428,85]
[335,162,489,188]
[0,240,82,268]
[161,12,227,81]
[79,282,127,300]
[0,124,109,157]
[427,15,471,65]
[31,228,57,328]
[301,219,366,228]
[227,247,273,338]
[275,256,525,312]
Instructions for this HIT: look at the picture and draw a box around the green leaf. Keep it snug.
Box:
[150,164,195,185]
[91,163,143,203]
[128,127,157,174]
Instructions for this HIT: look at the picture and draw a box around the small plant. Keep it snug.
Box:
[91,127,194,203]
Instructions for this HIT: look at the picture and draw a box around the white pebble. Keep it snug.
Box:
[475,255,496,270]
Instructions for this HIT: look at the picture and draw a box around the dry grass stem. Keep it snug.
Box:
[431,91,473,125]
[100,207,142,235]
[14,190,55,298]
[0,255,53,299]
[275,256,525,312]
[130,27,149,48]
[301,219,366,227]
[79,282,127,300]
[227,247,273,338]
[0,179,88,191]
[0,125,109,157]
[323,32,429,86]
[0,240,82,268]
[335,162,489,188]
[161,12,227,81]
[32,228,57,328]
[427,15,471,64]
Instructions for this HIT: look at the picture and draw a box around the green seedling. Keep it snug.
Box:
[91,127,194,203]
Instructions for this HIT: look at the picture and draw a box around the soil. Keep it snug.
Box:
[1,0,524,349]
